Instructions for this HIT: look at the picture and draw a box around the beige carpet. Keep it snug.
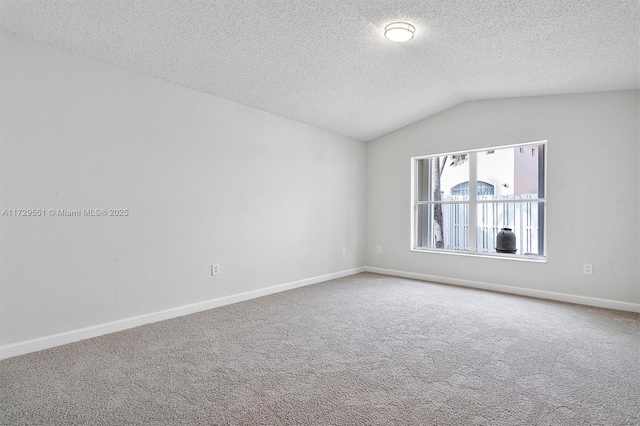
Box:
[1,272,639,425]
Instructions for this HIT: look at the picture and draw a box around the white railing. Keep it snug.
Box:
[442,195,541,255]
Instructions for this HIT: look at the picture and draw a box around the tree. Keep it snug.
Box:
[431,154,467,248]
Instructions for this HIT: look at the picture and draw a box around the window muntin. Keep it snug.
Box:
[412,142,546,258]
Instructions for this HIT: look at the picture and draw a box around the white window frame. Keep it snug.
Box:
[410,140,547,261]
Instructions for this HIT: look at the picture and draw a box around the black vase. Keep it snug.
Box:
[496,228,517,253]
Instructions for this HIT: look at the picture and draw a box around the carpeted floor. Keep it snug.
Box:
[1,272,639,425]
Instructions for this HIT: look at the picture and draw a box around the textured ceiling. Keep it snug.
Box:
[1,1,638,141]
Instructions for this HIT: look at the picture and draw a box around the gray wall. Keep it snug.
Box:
[0,31,366,346]
[366,91,640,305]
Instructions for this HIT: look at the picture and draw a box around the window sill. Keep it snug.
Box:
[411,247,547,263]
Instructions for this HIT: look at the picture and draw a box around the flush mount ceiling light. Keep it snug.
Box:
[384,22,416,42]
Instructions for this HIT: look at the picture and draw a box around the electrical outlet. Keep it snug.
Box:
[211,264,220,276]
[583,264,592,275]
[376,246,382,254]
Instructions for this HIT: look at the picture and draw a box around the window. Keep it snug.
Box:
[411,142,546,259]
[451,181,495,196]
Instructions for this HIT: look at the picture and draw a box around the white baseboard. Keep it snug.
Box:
[3,265,635,360]
[365,266,640,313]
[0,267,365,360]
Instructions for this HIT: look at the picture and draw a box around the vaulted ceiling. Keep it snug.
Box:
[1,1,638,141]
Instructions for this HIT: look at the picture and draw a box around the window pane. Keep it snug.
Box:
[475,201,544,256]
[476,144,544,200]
[417,154,470,202]
[416,203,469,250]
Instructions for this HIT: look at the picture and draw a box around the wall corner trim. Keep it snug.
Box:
[364,266,640,313]
[0,267,365,360]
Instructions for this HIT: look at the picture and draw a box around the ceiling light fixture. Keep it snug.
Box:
[384,22,416,42]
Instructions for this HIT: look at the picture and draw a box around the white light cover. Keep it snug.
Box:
[384,22,415,42]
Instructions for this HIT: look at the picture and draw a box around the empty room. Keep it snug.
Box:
[1,1,638,425]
